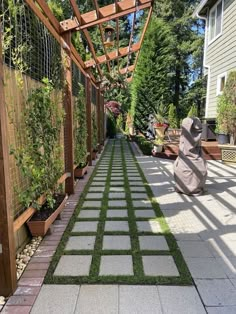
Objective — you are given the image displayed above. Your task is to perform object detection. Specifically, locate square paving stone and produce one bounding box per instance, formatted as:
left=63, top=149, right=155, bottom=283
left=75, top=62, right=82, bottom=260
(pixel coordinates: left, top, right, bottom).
left=178, top=241, right=213, bottom=258
left=72, top=221, right=98, bottom=233
left=107, top=210, right=128, bottom=218
left=78, top=210, right=100, bottom=219
left=91, top=182, right=106, bottom=186
left=109, top=187, right=125, bottom=192
left=139, top=236, right=169, bottom=251
left=108, top=200, right=127, bottom=207
left=88, top=187, right=105, bottom=192
left=109, top=192, right=126, bottom=199
left=31, top=285, right=80, bottom=314
left=105, top=221, right=129, bottom=232
left=75, top=285, right=118, bottom=314
left=131, top=193, right=149, bottom=199
left=99, top=255, right=133, bottom=275
left=93, top=177, right=107, bottom=181
left=142, top=256, right=179, bottom=276
left=129, top=182, right=144, bottom=186
left=65, top=236, right=96, bottom=250
left=128, top=177, right=142, bottom=181
left=110, top=177, right=124, bottom=181
left=136, top=221, right=162, bottom=233
left=130, top=186, right=146, bottom=192
left=119, top=286, right=162, bottom=314
left=135, top=210, right=156, bottom=218
left=83, top=200, right=102, bottom=208
left=85, top=193, right=104, bottom=200
left=103, top=236, right=131, bottom=250
left=133, top=200, right=152, bottom=208
left=54, top=255, right=92, bottom=276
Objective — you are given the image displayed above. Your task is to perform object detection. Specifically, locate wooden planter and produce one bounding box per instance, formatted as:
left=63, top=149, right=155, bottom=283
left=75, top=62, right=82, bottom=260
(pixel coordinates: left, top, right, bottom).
left=27, top=195, right=67, bottom=236
left=74, top=163, right=88, bottom=178
left=218, top=144, right=236, bottom=164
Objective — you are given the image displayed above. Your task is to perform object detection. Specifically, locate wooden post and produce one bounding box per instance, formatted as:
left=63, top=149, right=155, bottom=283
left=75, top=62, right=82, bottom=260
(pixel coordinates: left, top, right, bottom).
left=86, top=75, right=92, bottom=166
left=0, top=28, right=17, bottom=296
left=62, top=32, right=74, bottom=194
left=101, top=93, right=105, bottom=144
left=96, top=87, right=101, bottom=146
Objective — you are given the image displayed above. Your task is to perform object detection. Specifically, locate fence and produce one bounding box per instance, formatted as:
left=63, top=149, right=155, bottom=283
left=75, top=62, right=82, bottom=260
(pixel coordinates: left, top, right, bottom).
left=0, top=0, right=105, bottom=296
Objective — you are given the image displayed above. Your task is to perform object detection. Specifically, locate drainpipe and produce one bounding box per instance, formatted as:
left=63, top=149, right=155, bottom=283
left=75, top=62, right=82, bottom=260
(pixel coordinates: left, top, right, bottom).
left=196, top=9, right=210, bottom=119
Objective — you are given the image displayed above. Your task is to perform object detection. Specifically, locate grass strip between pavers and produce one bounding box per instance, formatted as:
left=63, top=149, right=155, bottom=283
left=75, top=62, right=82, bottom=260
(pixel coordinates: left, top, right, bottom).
left=44, top=139, right=192, bottom=285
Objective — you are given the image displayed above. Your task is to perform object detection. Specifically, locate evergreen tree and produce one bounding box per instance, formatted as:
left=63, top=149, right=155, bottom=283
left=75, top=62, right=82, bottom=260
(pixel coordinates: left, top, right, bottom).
left=187, top=104, right=198, bottom=117
left=168, top=104, right=178, bottom=128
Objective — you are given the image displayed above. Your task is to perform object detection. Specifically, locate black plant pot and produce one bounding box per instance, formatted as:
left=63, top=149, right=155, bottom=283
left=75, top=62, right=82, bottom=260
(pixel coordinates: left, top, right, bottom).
left=217, top=133, right=230, bottom=144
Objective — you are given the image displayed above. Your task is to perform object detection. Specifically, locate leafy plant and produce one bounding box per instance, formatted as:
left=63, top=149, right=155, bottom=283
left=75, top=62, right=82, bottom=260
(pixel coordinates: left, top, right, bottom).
left=11, top=78, right=64, bottom=210
left=187, top=105, right=198, bottom=118
left=92, top=111, right=98, bottom=151
left=168, top=104, right=178, bottom=128
left=116, top=114, right=123, bottom=132
left=153, top=138, right=164, bottom=145
left=107, top=112, right=116, bottom=138
left=74, top=83, right=88, bottom=168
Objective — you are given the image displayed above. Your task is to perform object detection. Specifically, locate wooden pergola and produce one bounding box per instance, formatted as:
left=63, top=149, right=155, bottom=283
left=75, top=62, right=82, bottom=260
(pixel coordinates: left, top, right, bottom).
left=0, top=0, right=154, bottom=297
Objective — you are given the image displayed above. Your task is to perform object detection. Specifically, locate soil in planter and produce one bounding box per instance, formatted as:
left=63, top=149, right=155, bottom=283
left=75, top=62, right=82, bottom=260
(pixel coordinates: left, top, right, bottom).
left=30, top=194, right=66, bottom=221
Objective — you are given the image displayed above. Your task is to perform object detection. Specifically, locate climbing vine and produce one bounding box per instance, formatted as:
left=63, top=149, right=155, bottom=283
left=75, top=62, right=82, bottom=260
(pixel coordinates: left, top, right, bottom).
left=11, top=78, right=65, bottom=209
left=74, top=83, right=88, bottom=167
left=92, top=110, right=98, bottom=151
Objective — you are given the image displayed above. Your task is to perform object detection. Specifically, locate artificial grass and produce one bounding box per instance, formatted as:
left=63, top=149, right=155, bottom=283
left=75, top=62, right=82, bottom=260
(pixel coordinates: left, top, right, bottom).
left=44, top=139, right=192, bottom=285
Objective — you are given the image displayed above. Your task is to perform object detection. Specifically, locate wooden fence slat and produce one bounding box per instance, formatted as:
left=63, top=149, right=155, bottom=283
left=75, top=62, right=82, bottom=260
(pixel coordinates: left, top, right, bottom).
left=86, top=76, right=92, bottom=166
left=97, top=87, right=101, bottom=146
left=0, top=28, right=17, bottom=297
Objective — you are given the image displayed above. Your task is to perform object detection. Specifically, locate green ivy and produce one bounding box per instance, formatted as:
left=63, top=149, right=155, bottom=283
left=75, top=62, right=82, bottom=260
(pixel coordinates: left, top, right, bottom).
left=74, top=83, right=88, bottom=167
left=11, top=78, right=65, bottom=210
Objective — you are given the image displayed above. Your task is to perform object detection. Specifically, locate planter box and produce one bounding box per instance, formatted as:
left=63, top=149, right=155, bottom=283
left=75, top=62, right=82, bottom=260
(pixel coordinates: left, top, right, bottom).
left=27, top=195, right=67, bottom=236
left=92, top=151, right=98, bottom=160
left=153, top=145, right=163, bottom=153
left=74, top=163, right=88, bottom=178
left=218, top=144, right=236, bottom=164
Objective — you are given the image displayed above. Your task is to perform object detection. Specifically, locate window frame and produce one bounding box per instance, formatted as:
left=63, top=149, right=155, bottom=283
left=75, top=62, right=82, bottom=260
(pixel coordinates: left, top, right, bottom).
left=216, top=72, right=227, bottom=96
left=208, top=0, right=224, bottom=45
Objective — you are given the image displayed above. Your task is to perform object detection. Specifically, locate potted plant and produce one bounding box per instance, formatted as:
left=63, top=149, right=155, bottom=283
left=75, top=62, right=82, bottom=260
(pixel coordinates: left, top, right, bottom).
left=92, top=111, right=98, bottom=160
left=11, top=79, right=67, bottom=236
left=74, top=83, right=88, bottom=178
left=153, top=138, right=164, bottom=153
left=216, top=95, right=230, bottom=144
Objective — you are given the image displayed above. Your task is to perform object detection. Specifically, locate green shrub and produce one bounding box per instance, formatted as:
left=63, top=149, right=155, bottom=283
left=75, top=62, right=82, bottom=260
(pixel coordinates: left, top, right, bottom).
left=135, top=136, right=152, bottom=155
left=107, top=112, right=116, bottom=138
left=168, top=104, right=178, bottom=128
left=187, top=105, right=198, bottom=118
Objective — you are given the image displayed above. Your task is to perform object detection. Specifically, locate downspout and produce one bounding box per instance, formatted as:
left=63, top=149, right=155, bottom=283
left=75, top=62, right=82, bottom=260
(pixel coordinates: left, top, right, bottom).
left=196, top=9, right=210, bottom=119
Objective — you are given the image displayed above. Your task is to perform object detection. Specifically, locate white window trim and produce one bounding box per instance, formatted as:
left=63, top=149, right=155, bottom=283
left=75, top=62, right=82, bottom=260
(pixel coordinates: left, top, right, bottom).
left=216, top=72, right=227, bottom=95
left=208, top=0, right=224, bottom=46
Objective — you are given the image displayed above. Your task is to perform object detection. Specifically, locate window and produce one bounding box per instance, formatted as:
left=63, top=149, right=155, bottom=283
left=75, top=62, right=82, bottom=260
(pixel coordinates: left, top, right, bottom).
left=217, top=72, right=227, bottom=95
left=208, top=0, right=223, bottom=43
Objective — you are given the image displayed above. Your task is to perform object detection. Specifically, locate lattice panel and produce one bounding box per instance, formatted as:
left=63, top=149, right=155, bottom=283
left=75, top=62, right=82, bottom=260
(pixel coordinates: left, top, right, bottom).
left=222, top=149, right=236, bottom=163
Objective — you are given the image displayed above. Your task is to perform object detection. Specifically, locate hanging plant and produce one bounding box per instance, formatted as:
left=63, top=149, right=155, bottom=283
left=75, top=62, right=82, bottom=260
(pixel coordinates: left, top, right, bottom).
left=11, top=78, right=65, bottom=210
left=92, top=110, right=98, bottom=152
left=74, top=83, right=88, bottom=168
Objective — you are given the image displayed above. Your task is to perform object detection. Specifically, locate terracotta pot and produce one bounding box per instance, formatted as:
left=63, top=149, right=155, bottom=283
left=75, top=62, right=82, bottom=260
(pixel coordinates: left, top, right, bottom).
left=74, top=163, right=88, bottom=178
left=27, top=195, right=67, bottom=236
left=154, top=126, right=165, bottom=138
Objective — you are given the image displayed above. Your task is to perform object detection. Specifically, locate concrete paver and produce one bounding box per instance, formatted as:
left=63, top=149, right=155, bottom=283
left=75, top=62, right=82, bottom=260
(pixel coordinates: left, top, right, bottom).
left=65, top=236, right=96, bottom=251
left=142, top=256, right=179, bottom=276
left=139, top=236, right=169, bottom=251
left=102, top=236, right=131, bottom=250
left=99, top=256, right=133, bottom=275
left=54, top=255, right=92, bottom=276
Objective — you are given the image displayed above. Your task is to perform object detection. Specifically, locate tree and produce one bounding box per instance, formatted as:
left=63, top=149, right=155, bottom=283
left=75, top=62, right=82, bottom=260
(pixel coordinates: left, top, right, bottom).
left=168, top=104, right=178, bottom=128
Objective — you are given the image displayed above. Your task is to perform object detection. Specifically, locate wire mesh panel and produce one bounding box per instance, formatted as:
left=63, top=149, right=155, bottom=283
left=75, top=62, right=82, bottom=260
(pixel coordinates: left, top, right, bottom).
left=1, top=0, right=65, bottom=219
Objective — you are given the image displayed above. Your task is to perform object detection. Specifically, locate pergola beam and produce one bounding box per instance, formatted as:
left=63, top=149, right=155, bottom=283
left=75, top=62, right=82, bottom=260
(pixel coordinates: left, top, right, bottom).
left=85, top=42, right=140, bottom=68
left=119, top=65, right=135, bottom=75
left=62, top=0, right=152, bottom=31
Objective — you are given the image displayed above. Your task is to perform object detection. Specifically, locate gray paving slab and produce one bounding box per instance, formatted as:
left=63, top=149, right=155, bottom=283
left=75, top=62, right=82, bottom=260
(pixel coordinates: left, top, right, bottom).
left=107, top=210, right=128, bottom=218
left=139, top=236, right=169, bottom=251
left=78, top=210, right=100, bottom=218
left=158, top=286, right=206, bottom=314
left=110, top=181, right=125, bottom=186
left=119, top=286, right=162, bottom=314
left=108, top=200, right=127, bottom=207
left=88, top=187, right=105, bottom=192
left=74, top=285, right=118, bottom=314
left=109, top=192, right=126, bottom=199
left=129, top=182, right=144, bottom=186
left=83, top=200, right=102, bottom=208
left=110, top=177, right=124, bottom=181
left=185, top=257, right=227, bottom=279
left=54, top=255, right=92, bottom=276
left=136, top=220, right=162, bottom=233
left=177, top=241, right=213, bottom=258
left=131, top=193, right=149, bottom=199
left=103, top=236, right=131, bottom=250
left=99, top=255, right=133, bottom=275
left=31, top=285, right=80, bottom=314
left=65, top=236, right=96, bottom=251
left=109, top=187, right=125, bottom=192
left=142, top=256, right=179, bottom=276
left=195, top=279, right=236, bottom=306
left=133, top=200, right=152, bottom=207
left=85, top=193, right=104, bottom=199
left=129, top=186, right=146, bottom=192
left=206, top=306, right=236, bottom=314
left=72, top=221, right=98, bottom=232
left=104, top=221, right=129, bottom=232
left=127, top=176, right=142, bottom=181
left=135, top=210, right=156, bottom=218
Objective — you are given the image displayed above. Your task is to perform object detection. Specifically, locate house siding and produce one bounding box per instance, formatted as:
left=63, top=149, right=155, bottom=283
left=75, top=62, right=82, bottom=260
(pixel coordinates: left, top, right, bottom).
left=205, top=0, right=236, bottom=118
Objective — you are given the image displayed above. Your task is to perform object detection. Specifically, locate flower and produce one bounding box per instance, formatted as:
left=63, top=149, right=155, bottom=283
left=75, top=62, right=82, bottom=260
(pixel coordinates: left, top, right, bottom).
left=153, top=122, right=168, bottom=128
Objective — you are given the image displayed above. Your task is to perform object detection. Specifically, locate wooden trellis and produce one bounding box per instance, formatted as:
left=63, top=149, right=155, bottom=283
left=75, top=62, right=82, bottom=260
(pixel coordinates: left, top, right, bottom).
left=0, top=0, right=154, bottom=296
